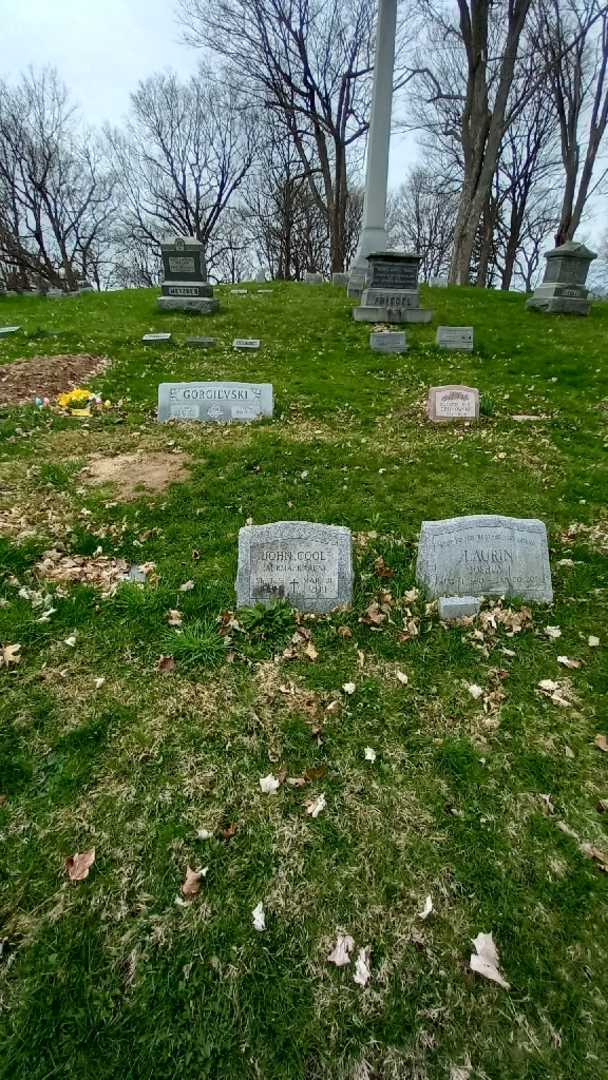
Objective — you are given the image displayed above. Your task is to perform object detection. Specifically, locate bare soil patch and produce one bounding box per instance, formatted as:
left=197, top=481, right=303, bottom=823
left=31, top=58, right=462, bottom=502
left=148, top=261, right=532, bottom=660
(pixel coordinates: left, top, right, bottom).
left=81, top=451, right=191, bottom=501
left=0, top=353, right=110, bottom=406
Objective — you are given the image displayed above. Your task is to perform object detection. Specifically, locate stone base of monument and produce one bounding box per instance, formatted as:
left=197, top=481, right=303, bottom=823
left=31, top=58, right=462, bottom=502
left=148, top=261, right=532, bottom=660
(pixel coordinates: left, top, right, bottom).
left=438, top=596, right=481, bottom=621
left=526, top=285, right=591, bottom=316
left=353, top=304, right=432, bottom=324
left=158, top=297, right=219, bottom=314
left=352, top=251, right=432, bottom=323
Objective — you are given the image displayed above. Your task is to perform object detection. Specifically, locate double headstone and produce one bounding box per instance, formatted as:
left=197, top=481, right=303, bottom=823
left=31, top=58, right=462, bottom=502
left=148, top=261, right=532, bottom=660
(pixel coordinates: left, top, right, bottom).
left=353, top=252, right=432, bottom=324
left=157, top=236, right=219, bottom=315
left=416, top=514, right=553, bottom=602
left=158, top=381, right=273, bottom=423
left=236, top=521, right=353, bottom=613
left=526, top=241, right=597, bottom=315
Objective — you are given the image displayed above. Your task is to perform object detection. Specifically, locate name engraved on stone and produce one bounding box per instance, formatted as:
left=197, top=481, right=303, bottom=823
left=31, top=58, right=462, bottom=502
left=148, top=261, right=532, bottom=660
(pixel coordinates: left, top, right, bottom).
left=233, top=338, right=261, bottom=349
left=436, top=326, right=474, bottom=351
left=416, top=515, right=553, bottom=602
left=158, top=381, right=273, bottom=423
left=370, top=331, right=407, bottom=353
left=168, top=257, right=196, bottom=273
left=427, top=385, right=479, bottom=422
left=236, top=522, right=353, bottom=613
left=370, top=264, right=418, bottom=289
left=167, top=286, right=201, bottom=297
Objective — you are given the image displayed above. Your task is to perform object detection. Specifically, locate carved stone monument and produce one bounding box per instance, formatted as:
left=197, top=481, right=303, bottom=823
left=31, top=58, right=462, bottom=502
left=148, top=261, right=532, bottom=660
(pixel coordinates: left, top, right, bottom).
left=416, top=514, right=553, bottom=602
left=526, top=240, right=597, bottom=315
left=236, top=521, right=353, bottom=613
left=158, top=236, right=219, bottom=315
left=427, top=385, right=479, bottom=422
left=353, top=252, right=432, bottom=323
left=158, top=381, right=273, bottom=423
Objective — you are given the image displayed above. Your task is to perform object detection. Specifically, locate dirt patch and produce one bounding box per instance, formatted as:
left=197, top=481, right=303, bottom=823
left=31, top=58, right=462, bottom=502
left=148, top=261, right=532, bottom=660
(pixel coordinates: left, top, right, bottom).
left=81, top=451, right=191, bottom=500
left=0, top=354, right=110, bottom=406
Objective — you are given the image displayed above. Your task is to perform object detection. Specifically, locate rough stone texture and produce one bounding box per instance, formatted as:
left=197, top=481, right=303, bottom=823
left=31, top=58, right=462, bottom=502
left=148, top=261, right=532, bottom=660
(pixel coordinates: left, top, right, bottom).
left=527, top=240, right=597, bottom=315
left=233, top=338, right=261, bottom=350
left=157, top=297, right=218, bottom=314
left=347, top=266, right=367, bottom=300
left=142, top=333, right=171, bottom=344
left=354, top=251, right=432, bottom=324
left=416, top=514, right=553, bottom=602
left=331, top=272, right=349, bottom=287
left=370, top=331, right=407, bottom=353
left=438, top=596, right=481, bottom=621
left=0, top=326, right=21, bottom=336
left=158, top=381, right=273, bottom=423
left=158, top=235, right=218, bottom=315
left=185, top=337, right=216, bottom=347
left=385, top=307, right=432, bottom=324
left=236, top=521, right=353, bottom=613
left=304, top=272, right=323, bottom=283
left=353, top=305, right=387, bottom=322
left=427, top=385, right=479, bottom=422
left=436, top=326, right=474, bottom=351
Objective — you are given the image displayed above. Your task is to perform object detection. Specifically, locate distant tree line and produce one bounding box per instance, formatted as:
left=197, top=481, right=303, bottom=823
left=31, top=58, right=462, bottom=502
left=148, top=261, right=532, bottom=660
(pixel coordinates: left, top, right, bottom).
left=0, top=0, right=606, bottom=292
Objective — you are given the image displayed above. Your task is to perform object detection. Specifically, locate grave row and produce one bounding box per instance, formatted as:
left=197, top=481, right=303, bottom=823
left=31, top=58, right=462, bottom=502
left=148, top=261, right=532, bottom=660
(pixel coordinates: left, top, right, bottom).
left=142, top=334, right=260, bottom=349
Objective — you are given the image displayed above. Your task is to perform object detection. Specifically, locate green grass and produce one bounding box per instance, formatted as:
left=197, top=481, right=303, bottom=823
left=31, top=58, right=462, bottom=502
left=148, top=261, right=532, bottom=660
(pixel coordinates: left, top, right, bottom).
left=1, top=282, right=607, bottom=1079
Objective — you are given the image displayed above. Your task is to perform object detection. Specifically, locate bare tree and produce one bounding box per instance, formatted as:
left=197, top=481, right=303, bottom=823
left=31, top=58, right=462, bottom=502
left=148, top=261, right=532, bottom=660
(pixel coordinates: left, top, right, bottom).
left=388, top=167, right=458, bottom=280
left=177, top=0, right=379, bottom=272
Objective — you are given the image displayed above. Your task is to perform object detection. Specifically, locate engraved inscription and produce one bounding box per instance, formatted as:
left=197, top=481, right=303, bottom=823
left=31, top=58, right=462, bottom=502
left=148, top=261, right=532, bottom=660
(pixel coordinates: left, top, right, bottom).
left=169, top=256, right=196, bottom=273
left=167, top=286, right=200, bottom=297
left=435, top=390, right=476, bottom=418
left=250, top=540, right=339, bottom=602
left=369, top=263, right=418, bottom=290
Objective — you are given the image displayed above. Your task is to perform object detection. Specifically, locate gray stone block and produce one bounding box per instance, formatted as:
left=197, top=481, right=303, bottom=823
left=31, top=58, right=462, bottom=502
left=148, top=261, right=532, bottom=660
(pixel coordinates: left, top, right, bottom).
left=370, top=331, right=407, bottom=353
left=158, top=381, right=273, bottom=423
left=386, top=307, right=433, bottom=324
left=233, top=338, right=261, bottom=349
left=353, top=305, right=387, bottom=322
left=0, top=325, right=21, bottom=336
left=185, top=337, right=216, bottom=347
left=157, top=297, right=219, bottom=314
left=236, top=521, right=353, bottom=613
left=436, top=326, right=474, bottom=351
left=438, top=596, right=481, bottom=621
left=143, top=333, right=172, bottom=344
left=332, top=273, right=349, bottom=287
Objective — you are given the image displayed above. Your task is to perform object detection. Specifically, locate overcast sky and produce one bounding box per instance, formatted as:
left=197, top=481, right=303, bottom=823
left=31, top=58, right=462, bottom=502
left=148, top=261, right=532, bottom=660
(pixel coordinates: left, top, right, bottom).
left=0, top=0, right=417, bottom=185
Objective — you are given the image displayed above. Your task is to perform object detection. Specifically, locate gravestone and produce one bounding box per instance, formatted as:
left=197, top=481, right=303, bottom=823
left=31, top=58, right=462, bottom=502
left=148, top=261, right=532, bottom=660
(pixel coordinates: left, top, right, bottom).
left=369, top=331, right=407, bottom=353
left=526, top=241, right=597, bottom=315
left=255, top=270, right=267, bottom=283
left=233, top=338, right=261, bottom=350
left=436, top=326, right=474, bottom=351
left=427, top=385, right=479, bottom=422
left=236, top=521, right=353, bottom=613
left=347, top=266, right=367, bottom=300
left=256, top=289, right=273, bottom=294
left=158, top=236, right=219, bottom=314
left=185, top=336, right=216, bottom=347
left=332, top=272, right=349, bottom=287
left=438, top=596, right=481, bottom=621
left=143, top=332, right=171, bottom=344
left=416, top=514, right=553, bottom=602
left=353, top=252, right=432, bottom=324
left=158, top=381, right=273, bottom=423
left=430, top=276, right=448, bottom=288
left=0, top=325, right=21, bottom=336
left=304, top=272, right=323, bottom=283
left=230, top=289, right=248, bottom=295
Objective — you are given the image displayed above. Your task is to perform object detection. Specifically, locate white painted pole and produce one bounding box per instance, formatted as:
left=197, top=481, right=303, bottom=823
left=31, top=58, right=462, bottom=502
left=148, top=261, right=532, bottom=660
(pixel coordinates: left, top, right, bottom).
left=352, top=0, right=398, bottom=268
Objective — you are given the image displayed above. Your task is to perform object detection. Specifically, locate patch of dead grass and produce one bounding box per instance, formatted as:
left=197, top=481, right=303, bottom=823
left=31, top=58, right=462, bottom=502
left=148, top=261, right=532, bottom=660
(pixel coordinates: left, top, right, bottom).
left=81, top=450, right=191, bottom=500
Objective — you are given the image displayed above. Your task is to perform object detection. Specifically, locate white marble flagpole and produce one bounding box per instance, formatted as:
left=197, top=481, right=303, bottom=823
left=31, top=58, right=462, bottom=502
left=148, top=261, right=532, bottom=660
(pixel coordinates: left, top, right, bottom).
left=352, top=0, right=398, bottom=271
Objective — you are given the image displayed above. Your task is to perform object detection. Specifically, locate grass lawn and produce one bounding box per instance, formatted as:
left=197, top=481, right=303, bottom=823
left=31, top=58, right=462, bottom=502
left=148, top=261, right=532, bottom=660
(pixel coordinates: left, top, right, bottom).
left=0, top=282, right=607, bottom=1080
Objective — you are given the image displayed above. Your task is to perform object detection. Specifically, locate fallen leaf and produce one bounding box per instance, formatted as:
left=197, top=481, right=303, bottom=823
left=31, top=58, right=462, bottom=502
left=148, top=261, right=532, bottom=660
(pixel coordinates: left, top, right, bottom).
left=594, top=735, right=608, bottom=753
left=545, top=625, right=562, bottom=640
left=364, top=747, right=377, bottom=762
left=196, top=828, right=213, bottom=840
left=220, top=823, right=238, bottom=840
left=305, top=792, right=326, bottom=818
left=417, top=895, right=433, bottom=920
left=179, top=580, right=195, bottom=592
left=588, top=635, right=600, bottom=647
left=337, top=625, right=352, bottom=639
left=181, top=865, right=207, bottom=899
left=252, top=901, right=266, bottom=931
left=327, top=933, right=354, bottom=966
left=353, top=945, right=372, bottom=986
left=449, top=1060, right=473, bottom=1080
left=287, top=776, right=307, bottom=787
left=581, top=844, right=608, bottom=872
left=469, top=931, right=510, bottom=990
left=304, top=765, right=327, bottom=782
left=468, top=684, right=484, bottom=700
left=167, top=609, right=183, bottom=626
left=374, top=556, right=394, bottom=579
left=259, top=773, right=280, bottom=794
left=538, top=678, right=559, bottom=692
left=64, top=635, right=77, bottom=648
left=65, top=848, right=96, bottom=882
left=94, top=677, right=105, bottom=689
left=1, top=643, right=21, bottom=667
left=396, top=670, right=409, bottom=686
left=304, top=641, right=318, bottom=662
left=342, top=681, right=356, bottom=695
left=557, top=656, right=582, bottom=669
left=596, top=799, right=608, bottom=814
left=156, top=654, right=175, bottom=673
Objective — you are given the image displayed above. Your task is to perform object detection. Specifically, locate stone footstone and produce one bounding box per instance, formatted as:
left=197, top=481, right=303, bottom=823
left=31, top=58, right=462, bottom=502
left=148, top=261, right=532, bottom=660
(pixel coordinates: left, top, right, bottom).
left=157, top=297, right=218, bottom=314
left=436, top=326, right=474, bottom=351
left=526, top=241, right=597, bottom=316
left=233, top=338, right=261, bottom=350
left=143, top=333, right=172, bottom=344
left=416, top=514, right=553, bottom=602
left=185, top=337, right=216, bottom=347
left=370, top=331, right=407, bottom=353
left=236, top=521, right=353, bottom=613
left=158, top=381, right=273, bottom=423
left=332, top=272, right=349, bottom=287
left=0, top=326, right=21, bottom=336
left=438, top=596, right=481, bottom=621
left=427, top=385, right=479, bottom=422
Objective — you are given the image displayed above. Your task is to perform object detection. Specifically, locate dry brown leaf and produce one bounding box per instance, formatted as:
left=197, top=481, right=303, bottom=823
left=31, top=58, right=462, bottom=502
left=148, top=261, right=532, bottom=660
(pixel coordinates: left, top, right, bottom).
left=337, top=625, right=353, bottom=639
left=581, top=844, right=608, bottom=872
left=1, top=643, right=21, bottom=668
left=181, top=865, right=207, bottom=899
left=557, top=656, right=582, bottom=669
left=156, top=654, right=176, bottom=673
left=167, top=609, right=183, bottom=627
left=304, top=641, right=318, bottom=662
left=374, top=555, right=394, bottom=579
left=305, top=792, right=326, bottom=817
left=396, top=670, right=409, bottom=686
left=65, top=848, right=96, bottom=881
left=594, top=734, right=608, bottom=753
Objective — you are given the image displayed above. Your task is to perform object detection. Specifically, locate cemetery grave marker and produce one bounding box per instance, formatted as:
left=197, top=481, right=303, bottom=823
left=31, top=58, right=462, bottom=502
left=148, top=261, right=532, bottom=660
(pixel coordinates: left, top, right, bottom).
left=185, top=337, right=216, bottom=347
left=527, top=240, right=597, bottom=315
left=0, top=326, right=21, bottom=336
left=236, top=521, right=353, bottom=613
left=369, top=331, right=407, bottom=353
left=353, top=251, right=432, bottom=324
left=436, top=326, right=474, bottom=351
left=158, top=381, right=273, bottom=423
left=416, top=514, right=553, bottom=602
left=233, top=338, right=261, bottom=350
left=438, top=596, right=481, bottom=621
left=157, top=236, right=219, bottom=314
left=427, top=385, right=479, bottom=422
left=143, top=333, right=172, bottom=344
left=332, top=272, right=349, bottom=287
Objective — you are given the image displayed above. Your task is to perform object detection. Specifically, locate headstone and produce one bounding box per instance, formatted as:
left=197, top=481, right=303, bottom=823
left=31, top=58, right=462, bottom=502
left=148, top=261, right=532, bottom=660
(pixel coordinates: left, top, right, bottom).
left=332, top=272, right=349, bottom=287
left=526, top=241, right=597, bottom=315
left=430, top=276, right=448, bottom=288
left=143, top=332, right=172, bottom=344
left=230, top=289, right=248, bottom=295
left=158, top=381, right=273, bottom=423
left=236, top=521, right=353, bottom=613
left=427, top=385, right=479, bottom=422
left=255, top=270, right=267, bottom=283
left=304, top=272, right=323, bottom=283
left=347, top=266, right=367, bottom=300
left=256, top=289, right=273, bottom=294
left=369, top=331, right=407, bottom=353
left=158, top=236, right=219, bottom=314
left=353, top=252, right=432, bottom=324
left=438, top=596, right=481, bottom=621
left=416, top=514, right=553, bottom=602
left=0, top=325, right=21, bottom=336
left=233, top=338, right=261, bottom=350
left=185, top=336, right=216, bottom=347
left=436, top=326, right=474, bottom=351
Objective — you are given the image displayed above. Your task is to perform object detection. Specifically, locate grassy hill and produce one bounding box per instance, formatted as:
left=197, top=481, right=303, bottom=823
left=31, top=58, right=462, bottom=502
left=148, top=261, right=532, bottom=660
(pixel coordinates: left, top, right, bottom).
left=0, top=283, right=607, bottom=1079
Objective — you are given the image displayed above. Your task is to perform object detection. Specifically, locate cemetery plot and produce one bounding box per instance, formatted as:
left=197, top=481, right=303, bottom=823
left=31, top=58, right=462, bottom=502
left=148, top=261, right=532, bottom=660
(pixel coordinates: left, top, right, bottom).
left=0, top=352, right=109, bottom=406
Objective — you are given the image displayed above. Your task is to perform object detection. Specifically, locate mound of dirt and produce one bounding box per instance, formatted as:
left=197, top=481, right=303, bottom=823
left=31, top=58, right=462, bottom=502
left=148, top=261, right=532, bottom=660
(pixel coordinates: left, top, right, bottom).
left=81, top=451, right=190, bottom=501
left=0, top=353, right=110, bottom=406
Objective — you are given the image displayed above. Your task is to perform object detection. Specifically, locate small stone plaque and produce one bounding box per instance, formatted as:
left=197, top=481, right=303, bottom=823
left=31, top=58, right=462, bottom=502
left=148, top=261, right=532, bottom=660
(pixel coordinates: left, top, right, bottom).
left=143, top=333, right=172, bottom=344
left=0, top=325, right=21, bottom=336
left=370, top=331, right=407, bottom=353
left=158, top=381, right=273, bottom=423
left=185, top=337, right=216, bottom=347
left=236, top=521, right=353, bottom=613
left=428, top=385, right=479, bottom=422
left=436, top=326, right=474, bottom=351
left=233, top=338, right=260, bottom=350
left=230, top=289, right=248, bottom=295
left=416, top=514, right=553, bottom=602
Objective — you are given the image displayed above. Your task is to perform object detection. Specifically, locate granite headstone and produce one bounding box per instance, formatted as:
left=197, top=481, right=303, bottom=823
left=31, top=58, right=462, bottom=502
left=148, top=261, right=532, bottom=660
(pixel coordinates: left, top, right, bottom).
left=158, top=381, right=273, bottom=423
left=427, top=385, right=479, bottom=422
left=353, top=252, right=432, bottom=324
left=526, top=241, right=597, bottom=315
left=369, top=331, right=407, bottom=353
left=436, top=326, right=474, bottom=351
left=158, top=236, right=219, bottom=314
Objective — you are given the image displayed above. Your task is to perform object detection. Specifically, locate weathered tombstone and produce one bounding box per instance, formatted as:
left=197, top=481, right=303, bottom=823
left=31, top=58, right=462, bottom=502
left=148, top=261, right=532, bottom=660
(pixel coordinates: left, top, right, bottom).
left=436, top=326, right=474, bottom=351
left=304, top=272, right=323, bottom=283
left=347, top=266, right=367, bottom=300
left=332, top=272, right=349, bottom=287
left=353, top=251, right=432, bottom=324
left=416, top=514, right=553, bottom=602
left=255, top=270, right=267, bottom=283
left=158, top=236, right=219, bottom=314
left=369, top=330, right=407, bottom=353
left=427, top=385, right=479, bottom=422
left=236, top=521, right=353, bottom=613
left=158, top=381, right=273, bottom=423
left=233, top=338, right=261, bottom=350
left=430, top=276, right=448, bottom=288
left=0, top=325, right=21, bottom=336
left=185, top=336, right=216, bottom=348
left=143, top=332, right=172, bottom=344
left=526, top=241, right=597, bottom=315
left=438, top=596, right=481, bottom=621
